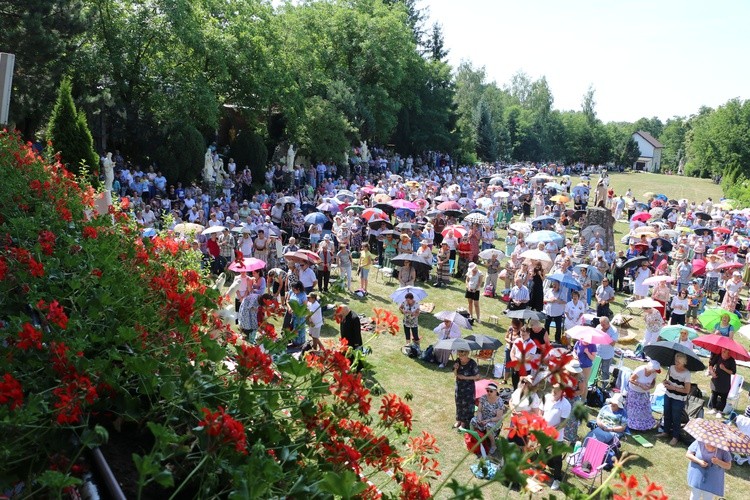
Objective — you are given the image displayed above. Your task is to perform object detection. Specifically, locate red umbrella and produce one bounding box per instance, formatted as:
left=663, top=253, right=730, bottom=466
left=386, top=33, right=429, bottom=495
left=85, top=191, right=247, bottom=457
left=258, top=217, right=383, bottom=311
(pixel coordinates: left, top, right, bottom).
left=297, top=249, right=322, bottom=263
left=633, top=243, right=650, bottom=252
left=714, top=227, right=731, bottom=234
left=362, top=208, right=387, bottom=221
left=437, top=201, right=461, bottom=211
left=716, top=261, right=743, bottom=271
left=632, top=213, right=652, bottom=222
left=414, top=198, right=429, bottom=210
left=474, top=379, right=500, bottom=399
left=360, top=186, right=377, bottom=195
left=714, top=245, right=738, bottom=254
left=692, top=334, right=750, bottom=362
left=442, top=225, right=468, bottom=238
left=692, top=259, right=707, bottom=276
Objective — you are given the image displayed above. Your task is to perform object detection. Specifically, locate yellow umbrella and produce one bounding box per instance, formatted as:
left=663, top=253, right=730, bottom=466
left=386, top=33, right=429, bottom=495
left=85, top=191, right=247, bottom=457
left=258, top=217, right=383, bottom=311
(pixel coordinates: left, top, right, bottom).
left=173, top=223, right=204, bottom=234
left=373, top=193, right=391, bottom=203
left=550, top=194, right=570, bottom=203
left=405, top=180, right=420, bottom=188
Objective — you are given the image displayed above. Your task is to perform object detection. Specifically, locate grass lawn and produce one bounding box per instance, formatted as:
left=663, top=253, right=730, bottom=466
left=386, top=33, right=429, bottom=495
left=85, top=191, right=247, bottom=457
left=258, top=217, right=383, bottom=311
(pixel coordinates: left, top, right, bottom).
left=313, top=173, right=749, bottom=498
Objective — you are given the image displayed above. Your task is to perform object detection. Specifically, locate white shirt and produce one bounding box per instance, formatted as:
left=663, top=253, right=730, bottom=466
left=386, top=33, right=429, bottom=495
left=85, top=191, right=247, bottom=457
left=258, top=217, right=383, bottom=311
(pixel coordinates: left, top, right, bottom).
left=543, top=394, right=571, bottom=442
left=307, top=300, right=323, bottom=328
left=298, top=267, right=317, bottom=288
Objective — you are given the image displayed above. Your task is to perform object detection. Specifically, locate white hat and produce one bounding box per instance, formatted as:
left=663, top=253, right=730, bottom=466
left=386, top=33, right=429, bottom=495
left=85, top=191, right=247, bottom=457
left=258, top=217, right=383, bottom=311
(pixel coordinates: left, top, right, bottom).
left=648, top=359, right=662, bottom=373
left=606, top=393, right=624, bottom=408
left=323, top=234, right=332, bottom=241
left=565, top=360, right=583, bottom=374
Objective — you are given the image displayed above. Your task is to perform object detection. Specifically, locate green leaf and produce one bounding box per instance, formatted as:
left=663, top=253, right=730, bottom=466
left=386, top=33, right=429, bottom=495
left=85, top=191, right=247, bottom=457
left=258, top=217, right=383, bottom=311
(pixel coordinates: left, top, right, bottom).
left=317, top=471, right=367, bottom=499
left=36, top=470, right=81, bottom=491
left=275, top=355, right=312, bottom=377
left=80, top=424, right=109, bottom=449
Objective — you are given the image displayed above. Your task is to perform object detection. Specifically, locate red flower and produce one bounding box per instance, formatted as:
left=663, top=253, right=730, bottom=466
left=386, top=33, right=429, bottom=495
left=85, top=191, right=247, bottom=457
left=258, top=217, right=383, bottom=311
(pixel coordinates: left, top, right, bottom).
left=28, top=258, right=45, bottom=278
left=82, top=225, right=98, bottom=239
left=522, top=467, right=550, bottom=484
left=198, top=407, right=247, bottom=454
left=399, top=471, right=431, bottom=500
left=507, top=411, right=558, bottom=442
left=378, top=394, right=413, bottom=430
left=18, top=322, right=43, bottom=350
left=236, top=344, right=275, bottom=383
left=38, top=230, right=56, bottom=255
left=0, top=373, right=23, bottom=410
left=330, top=371, right=371, bottom=415
left=163, top=290, right=195, bottom=324
left=0, top=256, right=7, bottom=280
left=613, top=474, right=668, bottom=500
left=52, top=374, right=98, bottom=425
left=407, top=431, right=440, bottom=455
left=373, top=308, right=400, bottom=335
left=91, top=268, right=102, bottom=278
left=506, top=339, right=540, bottom=376
left=37, top=299, right=69, bottom=329
left=322, top=440, right=363, bottom=474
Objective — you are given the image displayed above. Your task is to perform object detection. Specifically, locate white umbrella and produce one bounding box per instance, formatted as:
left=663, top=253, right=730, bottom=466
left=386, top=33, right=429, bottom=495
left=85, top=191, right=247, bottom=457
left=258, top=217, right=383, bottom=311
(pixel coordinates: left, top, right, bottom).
left=478, top=249, right=506, bottom=260
left=241, top=225, right=254, bottom=234
left=659, top=229, right=680, bottom=239
left=493, top=191, right=510, bottom=199
left=202, top=226, right=226, bottom=235
left=173, top=223, right=204, bottom=234
left=509, top=222, right=532, bottom=233
left=464, top=213, right=490, bottom=225
left=643, top=276, right=674, bottom=286
left=390, top=286, right=428, bottom=304
left=627, top=298, right=663, bottom=309
left=519, top=249, right=553, bottom=263
left=434, top=311, right=473, bottom=330
left=476, top=197, right=493, bottom=209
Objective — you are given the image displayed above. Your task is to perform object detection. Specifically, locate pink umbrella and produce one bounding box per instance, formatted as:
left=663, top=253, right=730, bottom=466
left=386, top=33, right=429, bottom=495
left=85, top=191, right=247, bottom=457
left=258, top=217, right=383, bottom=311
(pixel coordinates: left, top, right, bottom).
left=566, top=325, right=614, bottom=345
left=414, top=199, right=429, bottom=210
left=643, top=275, right=675, bottom=286
left=474, top=379, right=500, bottom=399
left=360, top=186, right=377, bottom=194
left=692, top=259, right=707, bottom=276
left=297, top=249, right=322, bottom=263
left=716, top=261, right=743, bottom=271
left=389, top=199, right=419, bottom=210
left=511, top=176, right=524, bottom=185
left=632, top=213, right=652, bottom=222
left=362, top=208, right=387, bottom=221
left=227, top=257, right=266, bottom=273
left=437, top=201, right=461, bottom=211
left=692, top=334, right=750, bottom=362
left=442, top=225, right=468, bottom=238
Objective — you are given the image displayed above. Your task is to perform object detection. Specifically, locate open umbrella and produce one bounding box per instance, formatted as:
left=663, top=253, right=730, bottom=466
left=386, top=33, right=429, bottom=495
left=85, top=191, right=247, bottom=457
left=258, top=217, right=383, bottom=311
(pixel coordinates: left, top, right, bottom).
left=623, top=256, right=649, bottom=269
left=504, top=309, right=545, bottom=321
left=738, top=324, right=750, bottom=340
left=390, top=286, right=428, bottom=304
left=475, top=378, right=501, bottom=399
left=434, top=310, right=473, bottom=330
left=627, top=298, right=663, bottom=309
left=434, top=338, right=480, bottom=352
left=650, top=238, right=673, bottom=253
left=284, top=251, right=318, bottom=264
left=443, top=209, right=465, bottom=219
left=442, top=225, right=468, bottom=238
left=684, top=419, right=750, bottom=454
left=581, top=225, right=605, bottom=243
left=632, top=213, right=652, bottom=222
left=658, top=229, right=680, bottom=239
left=297, top=249, right=321, bottom=263
left=692, top=259, right=707, bottom=277
left=643, top=276, right=675, bottom=286
left=391, top=253, right=432, bottom=273
left=277, top=196, right=299, bottom=205
left=509, top=222, right=532, bottom=234
left=389, top=199, right=419, bottom=210
left=304, top=212, right=328, bottom=225
left=658, top=325, right=699, bottom=342
left=574, top=264, right=603, bottom=282
left=714, top=227, right=731, bottom=235
left=227, top=257, right=266, bottom=273
left=478, top=248, right=506, bottom=260
left=317, top=201, right=338, bottom=213
left=694, top=211, right=711, bottom=221
left=698, top=308, right=742, bottom=331
left=531, top=215, right=556, bottom=227
left=693, top=227, right=713, bottom=237
left=566, top=325, right=614, bottom=345
left=374, top=202, right=396, bottom=215
left=437, top=201, right=461, bottom=211
left=464, top=213, right=490, bottom=225
left=380, top=229, right=401, bottom=237
left=373, top=193, right=392, bottom=203
left=546, top=273, right=582, bottom=291
left=692, top=334, right=750, bottom=361
left=173, top=223, right=204, bottom=234
left=716, top=261, right=743, bottom=271
left=368, top=220, right=393, bottom=230
left=520, top=249, right=553, bottom=263
left=465, top=334, right=502, bottom=350
left=363, top=207, right=387, bottom=221
left=547, top=186, right=567, bottom=195
left=201, top=226, right=226, bottom=235
left=714, top=245, right=739, bottom=254
left=643, top=341, right=705, bottom=371
left=396, top=222, right=418, bottom=231
left=526, top=230, right=564, bottom=247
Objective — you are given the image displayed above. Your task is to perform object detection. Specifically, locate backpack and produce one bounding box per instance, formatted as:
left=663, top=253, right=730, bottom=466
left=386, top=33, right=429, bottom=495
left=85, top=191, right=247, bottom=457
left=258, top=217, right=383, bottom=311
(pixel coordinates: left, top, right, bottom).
left=420, top=345, right=436, bottom=363
left=402, top=344, right=421, bottom=359
left=484, top=284, right=495, bottom=297
left=586, top=385, right=607, bottom=408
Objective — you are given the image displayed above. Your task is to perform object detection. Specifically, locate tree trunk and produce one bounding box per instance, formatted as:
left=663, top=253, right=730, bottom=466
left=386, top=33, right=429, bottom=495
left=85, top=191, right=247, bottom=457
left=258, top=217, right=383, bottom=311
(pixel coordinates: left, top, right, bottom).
left=583, top=207, right=616, bottom=250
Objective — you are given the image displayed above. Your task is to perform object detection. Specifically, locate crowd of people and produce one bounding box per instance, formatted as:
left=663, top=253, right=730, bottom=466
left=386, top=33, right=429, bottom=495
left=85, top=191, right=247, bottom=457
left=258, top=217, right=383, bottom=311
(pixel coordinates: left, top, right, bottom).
left=105, top=145, right=750, bottom=496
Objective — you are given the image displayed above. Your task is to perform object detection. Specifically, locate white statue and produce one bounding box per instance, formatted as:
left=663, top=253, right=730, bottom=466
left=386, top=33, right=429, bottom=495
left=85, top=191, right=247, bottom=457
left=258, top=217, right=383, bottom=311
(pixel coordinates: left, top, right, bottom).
left=203, top=148, right=214, bottom=184
left=286, top=144, right=296, bottom=172
left=103, top=152, right=114, bottom=192
left=213, top=156, right=224, bottom=185
left=360, top=141, right=370, bottom=164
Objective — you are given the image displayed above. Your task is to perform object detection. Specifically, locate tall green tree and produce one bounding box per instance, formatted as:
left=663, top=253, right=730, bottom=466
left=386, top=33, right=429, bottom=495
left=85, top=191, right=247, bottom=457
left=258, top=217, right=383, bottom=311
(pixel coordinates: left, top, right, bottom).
left=660, top=117, right=688, bottom=170
left=582, top=85, right=597, bottom=125
left=475, top=99, right=497, bottom=162
left=47, top=77, right=99, bottom=175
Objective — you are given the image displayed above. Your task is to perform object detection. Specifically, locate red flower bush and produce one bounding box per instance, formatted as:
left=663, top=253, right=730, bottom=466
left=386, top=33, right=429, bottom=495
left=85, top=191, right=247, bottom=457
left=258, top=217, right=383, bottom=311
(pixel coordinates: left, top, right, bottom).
left=0, top=373, right=23, bottom=410
left=379, top=393, right=413, bottom=431
left=198, top=407, right=248, bottom=455
left=235, top=344, right=275, bottom=383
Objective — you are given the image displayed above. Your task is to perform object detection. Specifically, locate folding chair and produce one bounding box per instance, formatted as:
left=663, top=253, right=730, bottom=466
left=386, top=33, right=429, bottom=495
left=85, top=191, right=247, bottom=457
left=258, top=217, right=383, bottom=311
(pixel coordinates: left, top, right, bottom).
left=474, top=349, right=497, bottom=376
left=376, top=266, right=394, bottom=284
left=726, top=374, right=745, bottom=412
left=587, top=357, right=602, bottom=387
left=564, top=437, right=612, bottom=492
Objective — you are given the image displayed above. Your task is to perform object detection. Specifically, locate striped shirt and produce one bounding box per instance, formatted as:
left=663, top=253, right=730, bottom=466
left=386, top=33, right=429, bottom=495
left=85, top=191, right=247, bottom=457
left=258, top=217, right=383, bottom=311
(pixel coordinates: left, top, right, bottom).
left=510, top=285, right=530, bottom=302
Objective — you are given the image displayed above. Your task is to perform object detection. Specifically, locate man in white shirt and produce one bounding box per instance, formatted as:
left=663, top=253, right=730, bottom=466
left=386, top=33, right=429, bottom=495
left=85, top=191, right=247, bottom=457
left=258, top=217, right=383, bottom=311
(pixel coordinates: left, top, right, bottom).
left=543, top=384, right=571, bottom=490
left=298, top=262, right=317, bottom=293
left=306, top=292, right=324, bottom=350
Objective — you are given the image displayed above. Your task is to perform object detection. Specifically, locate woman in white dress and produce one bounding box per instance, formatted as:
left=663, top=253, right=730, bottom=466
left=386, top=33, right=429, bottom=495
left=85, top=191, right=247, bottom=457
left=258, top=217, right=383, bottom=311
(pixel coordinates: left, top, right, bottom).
left=643, top=307, right=665, bottom=346
left=633, top=260, right=652, bottom=299
left=564, top=290, right=587, bottom=330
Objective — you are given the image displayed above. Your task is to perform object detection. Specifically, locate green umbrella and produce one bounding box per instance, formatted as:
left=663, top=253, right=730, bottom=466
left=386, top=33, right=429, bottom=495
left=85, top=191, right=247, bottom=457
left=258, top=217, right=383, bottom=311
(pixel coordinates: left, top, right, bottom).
left=658, top=325, right=699, bottom=342
left=698, top=308, right=742, bottom=332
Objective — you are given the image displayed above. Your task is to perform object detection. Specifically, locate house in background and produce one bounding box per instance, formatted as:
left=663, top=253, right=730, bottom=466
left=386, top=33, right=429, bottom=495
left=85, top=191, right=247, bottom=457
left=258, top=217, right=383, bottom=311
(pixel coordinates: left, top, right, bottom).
left=631, top=130, right=663, bottom=172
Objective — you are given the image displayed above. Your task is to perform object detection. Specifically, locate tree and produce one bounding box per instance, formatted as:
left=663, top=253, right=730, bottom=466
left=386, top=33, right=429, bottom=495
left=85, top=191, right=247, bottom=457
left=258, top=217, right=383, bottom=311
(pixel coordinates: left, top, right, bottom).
left=475, top=100, right=497, bottom=162
left=618, top=137, right=641, bottom=169
left=507, top=71, right=532, bottom=106
left=424, top=22, right=448, bottom=61
left=632, top=116, right=664, bottom=138
left=660, top=117, right=688, bottom=171
left=299, top=96, right=353, bottom=165
left=47, top=77, right=99, bottom=175
left=582, top=85, right=597, bottom=125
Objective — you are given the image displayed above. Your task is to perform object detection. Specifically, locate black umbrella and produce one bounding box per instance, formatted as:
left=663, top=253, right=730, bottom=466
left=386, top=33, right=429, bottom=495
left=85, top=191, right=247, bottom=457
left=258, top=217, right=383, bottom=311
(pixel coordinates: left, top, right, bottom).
left=443, top=209, right=465, bottom=219
left=368, top=220, right=393, bottom=230
left=623, top=255, right=649, bottom=269
left=374, top=203, right=395, bottom=215
left=434, top=338, right=481, bottom=351
left=380, top=229, right=401, bottom=237
left=694, top=227, right=713, bottom=237
left=391, top=253, right=432, bottom=273
left=650, top=238, right=673, bottom=253
left=643, top=341, right=706, bottom=371
left=694, top=211, right=711, bottom=221
left=465, top=334, right=502, bottom=350
left=504, top=309, right=546, bottom=321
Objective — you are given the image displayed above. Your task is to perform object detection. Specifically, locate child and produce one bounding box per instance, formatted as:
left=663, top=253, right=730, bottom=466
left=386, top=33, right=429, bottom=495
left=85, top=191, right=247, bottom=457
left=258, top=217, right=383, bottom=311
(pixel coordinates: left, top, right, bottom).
left=686, top=280, right=703, bottom=327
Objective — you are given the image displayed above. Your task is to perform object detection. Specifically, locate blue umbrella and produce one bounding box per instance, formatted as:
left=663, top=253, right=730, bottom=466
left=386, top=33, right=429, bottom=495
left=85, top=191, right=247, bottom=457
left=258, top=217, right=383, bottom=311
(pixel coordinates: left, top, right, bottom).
left=526, top=230, right=564, bottom=247
left=532, top=215, right=556, bottom=226
left=635, top=202, right=649, bottom=210
left=317, top=201, right=338, bottom=213
left=395, top=208, right=415, bottom=219
left=574, top=264, right=603, bottom=282
left=304, top=212, right=328, bottom=225
left=654, top=194, right=668, bottom=202
left=547, top=273, right=583, bottom=291
left=142, top=228, right=157, bottom=238
left=469, top=209, right=487, bottom=215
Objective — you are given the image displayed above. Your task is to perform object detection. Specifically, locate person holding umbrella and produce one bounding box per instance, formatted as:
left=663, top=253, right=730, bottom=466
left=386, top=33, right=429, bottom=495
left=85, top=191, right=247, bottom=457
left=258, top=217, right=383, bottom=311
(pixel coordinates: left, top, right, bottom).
left=399, top=293, right=421, bottom=348
left=434, top=319, right=461, bottom=368
left=595, top=277, right=615, bottom=318
left=596, top=317, right=619, bottom=386
left=453, top=350, right=481, bottom=429
left=707, top=348, right=737, bottom=417
left=670, top=289, right=690, bottom=326
left=543, top=280, right=566, bottom=343
left=721, top=272, right=743, bottom=313
left=633, top=259, right=652, bottom=300
left=657, top=352, right=693, bottom=446
left=686, top=437, right=732, bottom=500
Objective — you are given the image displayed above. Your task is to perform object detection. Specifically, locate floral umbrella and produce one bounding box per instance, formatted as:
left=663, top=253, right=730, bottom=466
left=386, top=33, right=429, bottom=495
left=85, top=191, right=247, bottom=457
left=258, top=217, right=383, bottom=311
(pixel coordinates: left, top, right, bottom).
left=684, top=418, right=750, bottom=454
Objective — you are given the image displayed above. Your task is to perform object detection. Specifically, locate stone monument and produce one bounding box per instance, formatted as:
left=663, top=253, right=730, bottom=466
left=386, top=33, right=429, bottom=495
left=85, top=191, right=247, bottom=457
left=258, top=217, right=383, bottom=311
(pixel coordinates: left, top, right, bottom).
left=102, top=152, right=114, bottom=192
left=286, top=144, right=296, bottom=172
left=582, top=207, right=616, bottom=251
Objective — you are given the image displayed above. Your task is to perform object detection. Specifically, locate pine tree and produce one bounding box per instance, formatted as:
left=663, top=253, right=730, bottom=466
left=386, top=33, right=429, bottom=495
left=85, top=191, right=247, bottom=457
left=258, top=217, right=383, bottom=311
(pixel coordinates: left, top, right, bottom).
left=476, top=100, right=498, bottom=162
left=47, top=77, right=99, bottom=175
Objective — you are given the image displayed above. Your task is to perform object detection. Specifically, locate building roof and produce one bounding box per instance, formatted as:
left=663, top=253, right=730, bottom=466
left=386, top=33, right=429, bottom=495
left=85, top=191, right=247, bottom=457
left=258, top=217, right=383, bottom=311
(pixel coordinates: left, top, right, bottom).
left=633, top=130, right=663, bottom=149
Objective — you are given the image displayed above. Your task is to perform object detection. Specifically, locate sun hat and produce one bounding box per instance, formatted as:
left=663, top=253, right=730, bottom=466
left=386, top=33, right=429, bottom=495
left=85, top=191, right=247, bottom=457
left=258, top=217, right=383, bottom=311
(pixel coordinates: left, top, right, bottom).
left=565, top=360, right=583, bottom=374
left=421, top=239, right=431, bottom=245
left=323, top=234, right=332, bottom=240
left=606, top=393, right=624, bottom=408
left=400, top=233, right=410, bottom=239
left=486, top=382, right=498, bottom=392
left=648, top=359, right=662, bottom=373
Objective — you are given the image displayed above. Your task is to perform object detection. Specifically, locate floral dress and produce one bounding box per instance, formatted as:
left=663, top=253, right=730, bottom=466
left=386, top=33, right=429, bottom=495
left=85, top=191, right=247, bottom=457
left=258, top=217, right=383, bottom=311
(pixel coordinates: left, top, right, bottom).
left=455, top=358, right=479, bottom=425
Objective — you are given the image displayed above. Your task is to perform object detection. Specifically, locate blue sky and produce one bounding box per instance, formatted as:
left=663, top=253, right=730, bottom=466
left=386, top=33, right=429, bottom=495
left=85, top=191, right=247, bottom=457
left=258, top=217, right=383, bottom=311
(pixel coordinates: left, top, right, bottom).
left=423, top=0, right=750, bottom=123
